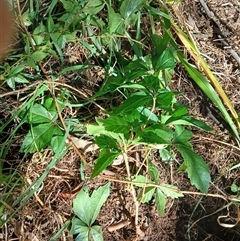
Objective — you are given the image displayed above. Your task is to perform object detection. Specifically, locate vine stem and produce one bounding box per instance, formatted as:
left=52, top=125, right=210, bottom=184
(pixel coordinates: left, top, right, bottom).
left=99, top=174, right=240, bottom=203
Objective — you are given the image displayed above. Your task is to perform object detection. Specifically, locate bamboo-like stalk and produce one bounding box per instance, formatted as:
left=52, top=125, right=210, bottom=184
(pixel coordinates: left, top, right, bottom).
left=166, top=7, right=240, bottom=140
left=172, top=22, right=240, bottom=127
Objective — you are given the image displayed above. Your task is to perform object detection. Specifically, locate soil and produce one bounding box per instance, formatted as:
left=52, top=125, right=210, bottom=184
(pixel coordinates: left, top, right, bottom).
left=1, top=0, right=240, bottom=241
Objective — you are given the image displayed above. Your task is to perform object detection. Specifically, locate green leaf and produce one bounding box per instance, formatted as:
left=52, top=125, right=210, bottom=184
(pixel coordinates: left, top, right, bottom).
left=70, top=217, right=86, bottom=232
left=125, top=58, right=149, bottom=72
left=102, top=116, right=129, bottom=133
left=33, top=22, right=46, bottom=45
left=137, top=107, right=159, bottom=123
left=159, top=148, right=172, bottom=163
left=159, top=183, right=184, bottom=198
left=125, top=12, right=138, bottom=26
left=72, top=187, right=90, bottom=224
left=165, top=116, right=212, bottom=131
left=140, top=126, right=173, bottom=144
left=6, top=75, right=29, bottom=90
left=13, top=75, right=29, bottom=84
left=95, top=135, right=119, bottom=150
left=22, top=10, right=32, bottom=26
left=173, top=125, right=193, bottom=145
left=27, top=57, right=36, bottom=69
left=49, top=32, right=64, bottom=64
left=140, top=75, right=160, bottom=92
left=108, top=6, right=124, bottom=34
left=90, top=225, right=104, bottom=241
left=83, top=0, right=105, bottom=15
left=172, top=106, right=188, bottom=117
left=9, top=64, right=25, bottom=76
left=28, top=103, right=56, bottom=124
left=119, top=83, right=146, bottom=91
left=70, top=217, right=88, bottom=241
left=145, top=5, right=171, bottom=20
left=153, top=47, right=175, bottom=71
left=156, top=91, right=174, bottom=110
left=30, top=51, right=49, bottom=62
left=124, top=109, right=141, bottom=123
left=133, top=175, right=153, bottom=187
left=176, top=144, right=210, bottom=193
left=91, top=150, right=120, bottom=178
left=138, top=187, right=155, bottom=203
left=51, top=135, right=65, bottom=153
left=60, top=0, right=75, bottom=12
left=88, top=183, right=110, bottom=224
left=72, top=183, right=110, bottom=225
left=6, top=77, right=16, bottom=90
left=148, top=163, right=159, bottom=183
left=87, top=120, right=124, bottom=143
left=231, top=184, right=239, bottom=193
left=156, top=189, right=166, bottom=216
left=162, top=8, right=171, bottom=29
left=181, top=58, right=239, bottom=139
left=20, top=123, right=57, bottom=153
left=120, top=0, right=145, bottom=19
left=44, top=97, right=56, bottom=112
left=87, top=123, right=106, bottom=136
left=112, top=93, right=152, bottom=114
left=151, top=33, right=171, bottom=57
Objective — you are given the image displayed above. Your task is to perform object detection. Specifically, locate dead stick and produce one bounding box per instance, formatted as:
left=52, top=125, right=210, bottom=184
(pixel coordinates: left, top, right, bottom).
left=107, top=219, right=131, bottom=232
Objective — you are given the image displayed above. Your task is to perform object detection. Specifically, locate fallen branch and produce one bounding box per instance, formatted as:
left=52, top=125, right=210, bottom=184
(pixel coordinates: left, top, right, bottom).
left=107, top=219, right=131, bottom=232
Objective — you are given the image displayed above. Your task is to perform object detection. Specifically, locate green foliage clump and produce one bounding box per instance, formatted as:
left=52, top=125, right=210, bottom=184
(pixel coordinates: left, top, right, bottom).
left=0, top=0, right=218, bottom=239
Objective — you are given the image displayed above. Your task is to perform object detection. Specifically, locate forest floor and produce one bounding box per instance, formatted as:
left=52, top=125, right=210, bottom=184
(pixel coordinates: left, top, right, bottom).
left=1, top=0, right=240, bottom=240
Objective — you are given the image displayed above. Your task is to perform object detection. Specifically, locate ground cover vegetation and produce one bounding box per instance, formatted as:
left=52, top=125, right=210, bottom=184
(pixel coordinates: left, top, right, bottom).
left=1, top=0, right=240, bottom=240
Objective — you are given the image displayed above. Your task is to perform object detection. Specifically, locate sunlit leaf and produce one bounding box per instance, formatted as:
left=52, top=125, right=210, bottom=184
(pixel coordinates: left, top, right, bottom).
left=159, top=183, right=184, bottom=198
left=91, top=225, right=104, bottom=241
left=30, top=51, right=49, bottom=62
left=165, top=115, right=212, bottom=131
left=73, top=183, right=110, bottom=226
left=137, top=107, right=159, bottom=123
left=83, top=0, right=105, bottom=15
left=108, top=6, right=124, bottom=34
left=133, top=175, right=153, bottom=187
left=70, top=217, right=89, bottom=241
left=120, top=0, right=145, bottom=19
left=9, top=65, right=25, bottom=76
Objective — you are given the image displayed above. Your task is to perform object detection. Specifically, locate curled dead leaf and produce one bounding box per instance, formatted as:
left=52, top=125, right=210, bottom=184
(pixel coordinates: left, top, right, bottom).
left=68, top=136, right=99, bottom=153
